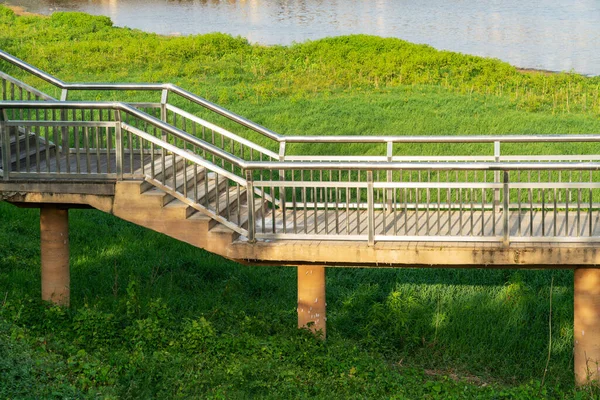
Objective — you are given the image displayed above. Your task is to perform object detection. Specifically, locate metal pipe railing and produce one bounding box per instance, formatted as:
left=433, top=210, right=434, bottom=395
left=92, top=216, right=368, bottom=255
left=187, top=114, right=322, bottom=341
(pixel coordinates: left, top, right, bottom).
left=4, top=101, right=600, bottom=246
left=0, top=49, right=283, bottom=142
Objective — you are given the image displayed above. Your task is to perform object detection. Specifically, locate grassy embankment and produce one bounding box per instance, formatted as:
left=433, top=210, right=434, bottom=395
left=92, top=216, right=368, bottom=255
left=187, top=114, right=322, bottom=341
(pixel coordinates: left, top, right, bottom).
left=2, top=6, right=600, bottom=398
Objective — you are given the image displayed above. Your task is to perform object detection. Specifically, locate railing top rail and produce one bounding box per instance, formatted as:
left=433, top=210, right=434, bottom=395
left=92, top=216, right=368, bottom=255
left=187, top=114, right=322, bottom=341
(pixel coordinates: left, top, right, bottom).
left=244, top=161, right=600, bottom=171
left=0, top=49, right=284, bottom=142
left=284, top=134, right=600, bottom=143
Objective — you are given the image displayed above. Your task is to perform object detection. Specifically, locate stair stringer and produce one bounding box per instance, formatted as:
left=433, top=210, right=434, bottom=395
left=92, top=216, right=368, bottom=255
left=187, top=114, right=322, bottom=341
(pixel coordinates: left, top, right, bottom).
left=111, top=180, right=239, bottom=258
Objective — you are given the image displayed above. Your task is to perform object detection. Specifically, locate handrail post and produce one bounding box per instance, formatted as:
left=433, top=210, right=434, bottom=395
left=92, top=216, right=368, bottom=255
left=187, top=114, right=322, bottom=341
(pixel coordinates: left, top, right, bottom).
left=386, top=141, right=393, bottom=212
left=1, top=116, right=9, bottom=181
left=160, top=89, right=169, bottom=168
left=60, top=89, right=68, bottom=101
left=278, top=140, right=287, bottom=224
left=115, top=110, right=123, bottom=180
left=494, top=141, right=501, bottom=211
left=367, top=170, right=375, bottom=246
left=246, top=169, right=256, bottom=243
left=502, top=170, right=510, bottom=246
left=160, top=89, right=169, bottom=122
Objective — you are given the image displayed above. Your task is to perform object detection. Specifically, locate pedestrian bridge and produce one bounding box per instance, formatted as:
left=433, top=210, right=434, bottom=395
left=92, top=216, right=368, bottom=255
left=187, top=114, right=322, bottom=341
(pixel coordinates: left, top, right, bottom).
left=1, top=50, right=600, bottom=384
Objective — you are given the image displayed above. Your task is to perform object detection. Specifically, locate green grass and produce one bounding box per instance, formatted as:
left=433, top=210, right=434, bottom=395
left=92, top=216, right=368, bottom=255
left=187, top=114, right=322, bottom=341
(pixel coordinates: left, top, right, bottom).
left=1, top=5, right=600, bottom=398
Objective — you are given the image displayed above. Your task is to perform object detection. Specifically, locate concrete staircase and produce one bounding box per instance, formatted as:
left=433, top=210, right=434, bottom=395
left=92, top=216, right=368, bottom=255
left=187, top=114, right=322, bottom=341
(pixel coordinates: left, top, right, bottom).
left=110, top=154, right=265, bottom=261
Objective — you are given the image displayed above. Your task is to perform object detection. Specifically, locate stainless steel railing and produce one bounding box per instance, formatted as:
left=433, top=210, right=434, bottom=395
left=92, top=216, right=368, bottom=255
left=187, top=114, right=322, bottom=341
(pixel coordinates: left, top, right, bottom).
left=4, top=101, right=600, bottom=245
left=0, top=101, right=250, bottom=235
left=0, top=49, right=282, bottom=159
left=244, top=160, right=600, bottom=245
left=3, top=47, right=600, bottom=245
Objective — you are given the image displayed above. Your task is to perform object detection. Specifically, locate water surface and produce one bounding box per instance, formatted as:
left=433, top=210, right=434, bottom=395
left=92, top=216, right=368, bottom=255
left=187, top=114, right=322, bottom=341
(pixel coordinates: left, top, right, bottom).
left=4, top=0, right=600, bottom=75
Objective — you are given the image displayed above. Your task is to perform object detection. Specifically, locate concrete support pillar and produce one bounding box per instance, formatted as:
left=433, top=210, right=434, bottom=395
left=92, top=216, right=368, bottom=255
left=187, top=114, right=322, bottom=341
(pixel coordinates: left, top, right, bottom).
left=574, top=268, right=600, bottom=385
left=40, top=206, right=70, bottom=306
left=297, top=265, right=326, bottom=338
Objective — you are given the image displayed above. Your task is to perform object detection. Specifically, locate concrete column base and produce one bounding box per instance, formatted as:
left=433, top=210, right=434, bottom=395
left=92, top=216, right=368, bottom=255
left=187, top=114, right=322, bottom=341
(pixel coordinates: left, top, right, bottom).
left=40, top=206, right=70, bottom=306
left=574, top=268, right=600, bottom=385
left=297, top=265, right=326, bottom=338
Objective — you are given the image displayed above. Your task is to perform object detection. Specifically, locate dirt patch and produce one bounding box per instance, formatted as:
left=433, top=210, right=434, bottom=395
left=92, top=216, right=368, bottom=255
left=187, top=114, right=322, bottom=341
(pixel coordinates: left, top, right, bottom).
left=423, top=368, right=490, bottom=386
left=516, top=67, right=558, bottom=76
left=5, top=5, right=47, bottom=18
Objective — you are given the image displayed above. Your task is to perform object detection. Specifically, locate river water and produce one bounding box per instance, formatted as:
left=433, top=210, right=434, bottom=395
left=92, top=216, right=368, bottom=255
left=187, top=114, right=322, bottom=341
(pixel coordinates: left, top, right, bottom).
left=3, top=0, right=600, bottom=76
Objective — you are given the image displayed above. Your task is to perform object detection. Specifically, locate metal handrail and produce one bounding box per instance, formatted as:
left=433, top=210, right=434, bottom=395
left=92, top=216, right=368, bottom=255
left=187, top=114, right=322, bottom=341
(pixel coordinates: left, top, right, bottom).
left=1, top=101, right=247, bottom=168
left=5, top=49, right=600, bottom=167
left=4, top=100, right=600, bottom=172
left=0, top=49, right=283, bottom=142
left=0, top=100, right=250, bottom=235
left=4, top=100, right=600, bottom=246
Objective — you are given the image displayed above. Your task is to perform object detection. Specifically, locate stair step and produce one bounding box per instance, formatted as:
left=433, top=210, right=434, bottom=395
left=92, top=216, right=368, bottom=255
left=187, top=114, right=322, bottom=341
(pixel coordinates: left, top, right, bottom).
left=7, top=144, right=53, bottom=168
left=1, top=130, right=55, bottom=169
left=192, top=176, right=229, bottom=205
left=139, top=155, right=188, bottom=192
left=140, top=187, right=175, bottom=206
left=162, top=198, right=196, bottom=219
left=213, top=186, right=248, bottom=217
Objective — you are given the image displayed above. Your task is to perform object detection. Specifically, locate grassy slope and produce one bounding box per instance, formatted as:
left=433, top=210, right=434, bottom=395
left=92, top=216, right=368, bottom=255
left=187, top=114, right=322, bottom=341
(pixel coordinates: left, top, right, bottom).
left=1, top=6, right=600, bottom=398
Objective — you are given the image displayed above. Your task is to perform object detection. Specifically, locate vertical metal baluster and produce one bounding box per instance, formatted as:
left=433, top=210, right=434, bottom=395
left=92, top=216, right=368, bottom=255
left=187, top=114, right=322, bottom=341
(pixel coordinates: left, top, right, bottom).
left=323, top=175, right=329, bottom=234
left=470, top=181, right=474, bottom=236
left=150, top=142, right=155, bottom=180
left=541, top=188, right=546, bottom=236
left=236, top=181, right=240, bottom=225
left=367, top=171, right=374, bottom=245
left=426, top=172, right=430, bottom=236
left=216, top=173, right=221, bottom=215
left=482, top=171, right=486, bottom=235
left=34, top=121, right=41, bottom=173
left=346, top=170, right=351, bottom=234
left=459, top=187, right=463, bottom=236
left=303, top=170, right=308, bottom=234
left=83, top=126, right=91, bottom=174
left=553, top=187, right=558, bottom=236
left=292, top=170, right=298, bottom=234
left=172, top=152, right=177, bottom=190
left=261, top=176, right=266, bottom=234
left=194, top=148, right=199, bottom=203
left=53, top=110, right=61, bottom=174
left=517, top=170, right=522, bottom=236
left=382, top=183, right=387, bottom=235
left=566, top=188, right=570, bottom=236
left=246, top=171, right=256, bottom=242
left=415, top=181, right=420, bottom=235
left=589, top=183, right=593, bottom=237
left=589, top=169, right=593, bottom=237
left=447, top=176, right=452, bottom=236
left=503, top=171, right=510, bottom=246
left=75, top=123, right=81, bottom=174
left=335, top=171, right=339, bottom=234
left=404, top=187, right=409, bottom=235
left=313, top=176, right=318, bottom=235
left=204, top=164, right=210, bottom=208
left=481, top=183, right=485, bottom=236
left=128, top=115, right=134, bottom=174
left=15, top=120, right=21, bottom=173
left=393, top=186, right=398, bottom=235
left=529, top=171, right=533, bottom=236
left=140, top=133, right=145, bottom=176
left=577, top=185, right=582, bottom=237
left=24, top=98, right=31, bottom=173
left=356, top=187, right=361, bottom=235
left=183, top=161, right=188, bottom=198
